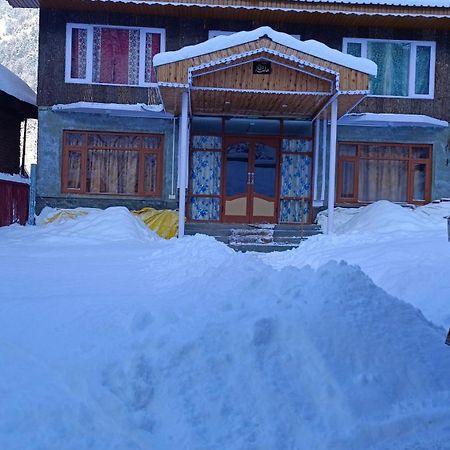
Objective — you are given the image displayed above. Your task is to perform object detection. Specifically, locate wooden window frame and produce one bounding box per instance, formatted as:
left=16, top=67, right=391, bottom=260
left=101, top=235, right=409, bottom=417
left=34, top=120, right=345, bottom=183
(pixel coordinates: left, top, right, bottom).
left=342, top=37, right=436, bottom=100
left=65, top=23, right=166, bottom=87
left=336, top=142, right=432, bottom=205
left=61, top=130, right=164, bottom=197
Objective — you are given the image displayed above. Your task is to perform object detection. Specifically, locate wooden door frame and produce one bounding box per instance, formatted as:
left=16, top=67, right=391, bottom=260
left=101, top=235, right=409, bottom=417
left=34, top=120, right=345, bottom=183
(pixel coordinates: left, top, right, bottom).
left=221, top=135, right=280, bottom=224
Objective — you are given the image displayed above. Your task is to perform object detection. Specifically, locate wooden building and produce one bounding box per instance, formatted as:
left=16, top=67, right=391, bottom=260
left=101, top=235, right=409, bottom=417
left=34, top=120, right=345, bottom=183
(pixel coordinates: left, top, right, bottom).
left=0, top=63, right=37, bottom=174
left=6, top=0, right=450, bottom=234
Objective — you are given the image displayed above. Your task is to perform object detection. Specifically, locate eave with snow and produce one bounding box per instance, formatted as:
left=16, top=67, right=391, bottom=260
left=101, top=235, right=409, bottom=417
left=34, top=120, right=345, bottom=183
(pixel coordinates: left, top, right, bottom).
left=153, top=27, right=376, bottom=235
left=7, top=0, right=450, bottom=29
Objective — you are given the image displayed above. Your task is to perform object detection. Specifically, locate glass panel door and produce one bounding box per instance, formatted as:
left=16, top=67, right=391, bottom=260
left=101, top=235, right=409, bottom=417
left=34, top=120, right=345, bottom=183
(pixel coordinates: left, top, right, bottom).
left=223, top=140, right=250, bottom=223
left=252, top=142, right=277, bottom=222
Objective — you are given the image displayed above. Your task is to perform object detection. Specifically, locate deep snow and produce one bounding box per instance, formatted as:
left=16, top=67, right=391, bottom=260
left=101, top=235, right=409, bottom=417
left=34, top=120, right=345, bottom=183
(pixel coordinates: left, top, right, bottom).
left=0, top=205, right=449, bottom=449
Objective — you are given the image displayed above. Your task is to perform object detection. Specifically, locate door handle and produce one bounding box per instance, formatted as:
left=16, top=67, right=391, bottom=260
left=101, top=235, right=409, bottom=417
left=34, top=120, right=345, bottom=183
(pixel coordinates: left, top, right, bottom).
left=247, top=172, right=251, bottom=185
left=250, top=172, right=255, bottom=185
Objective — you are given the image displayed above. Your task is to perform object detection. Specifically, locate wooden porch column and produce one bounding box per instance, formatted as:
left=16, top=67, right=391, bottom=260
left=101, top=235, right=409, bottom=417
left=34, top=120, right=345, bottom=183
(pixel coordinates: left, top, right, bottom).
left=327, top=97, right=338, bottom=234
left=178, top=91, right=189, bottom=238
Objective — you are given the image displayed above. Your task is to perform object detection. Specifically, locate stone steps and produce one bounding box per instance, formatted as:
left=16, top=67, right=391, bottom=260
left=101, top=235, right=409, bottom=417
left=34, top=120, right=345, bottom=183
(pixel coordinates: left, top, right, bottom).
left=185, top=223, right=322, bottom=252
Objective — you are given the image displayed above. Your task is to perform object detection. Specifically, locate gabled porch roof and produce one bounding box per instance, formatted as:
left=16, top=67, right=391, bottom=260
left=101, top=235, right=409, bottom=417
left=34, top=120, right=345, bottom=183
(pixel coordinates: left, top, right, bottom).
left=154, top=27, right=376, bottom=120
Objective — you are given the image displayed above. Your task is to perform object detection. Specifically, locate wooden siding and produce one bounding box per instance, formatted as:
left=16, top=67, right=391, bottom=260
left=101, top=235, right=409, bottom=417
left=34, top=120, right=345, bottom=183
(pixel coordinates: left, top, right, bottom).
left=0, top=179, right=29, bottom=226
left=39, top=8, right=450, bottom=123
left=33, top=0, right=450, bottom=31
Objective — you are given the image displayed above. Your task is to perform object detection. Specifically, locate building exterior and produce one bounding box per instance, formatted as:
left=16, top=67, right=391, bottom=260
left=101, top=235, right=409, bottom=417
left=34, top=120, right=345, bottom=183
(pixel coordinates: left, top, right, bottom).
left=7, top=0, right=450, bottom=233
left=0, top=63, right=37, bottom=174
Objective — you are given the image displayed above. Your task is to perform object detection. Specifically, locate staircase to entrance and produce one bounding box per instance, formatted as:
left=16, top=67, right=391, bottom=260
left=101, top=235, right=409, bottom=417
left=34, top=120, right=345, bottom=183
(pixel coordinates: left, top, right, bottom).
left=185, top=223, right=322, bottom=252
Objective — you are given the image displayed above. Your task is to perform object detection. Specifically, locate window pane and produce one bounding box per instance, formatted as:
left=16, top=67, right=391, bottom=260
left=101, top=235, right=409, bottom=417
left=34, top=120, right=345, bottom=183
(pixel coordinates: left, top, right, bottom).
left=143, top=136, right=162, bottom=150
left=226, top=142, right=249, bottom=196
left=415, top=46, right=431, bottom=95
left=191, top=151, right=221, bottom=195
left=144, top=154, right=158, bottom=193
left=413, top=163, right=427, bottom=201
left=65, top=133, right=86, bottom=147
left=339, top=144, right=357, bottom=157
left=347, top=42, right=362, bottom=57
left=412, top=147, right=430, bottom=159
left=92, top=27, right=140, bottom=85
left=71, top=28, right=87, bottom=79
left=190, top=197, right=220, bottom=221
left=254, top=143, right=276, bottom=198
left=280, top=200, right=309, bottom=224
left=87, top=149, right=139, bottom=194
left=360, top=145, right=408, bottom=158
left=281, top=154, right=311, bottom=197
left=192, top=135, right=222, bottom=150
left=88, top=133, right=140, bottom=149
left=282, top=139, right=312, bottom=153
left=145, top=33, right=161, bottom=83
left=368, top=42, right=410, bottom=96
left=358, top=159, right=408, bottom=202
left=67, top=152, right=81, bottom=189
left=340, top=160, right=355, bottom=198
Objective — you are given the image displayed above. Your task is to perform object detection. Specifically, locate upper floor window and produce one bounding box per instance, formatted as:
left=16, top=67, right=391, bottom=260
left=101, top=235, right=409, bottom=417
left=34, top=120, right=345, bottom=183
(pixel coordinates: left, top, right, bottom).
left=343, top=38, right=435, bottom=99
left=66, top=23, right=165, bottom=87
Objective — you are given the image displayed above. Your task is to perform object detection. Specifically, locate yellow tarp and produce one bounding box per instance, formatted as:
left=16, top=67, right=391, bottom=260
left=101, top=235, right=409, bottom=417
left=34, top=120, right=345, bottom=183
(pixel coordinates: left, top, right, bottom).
left=44, top=209, right=88, bottom=224
left=133, top=207, right=179, bottom=239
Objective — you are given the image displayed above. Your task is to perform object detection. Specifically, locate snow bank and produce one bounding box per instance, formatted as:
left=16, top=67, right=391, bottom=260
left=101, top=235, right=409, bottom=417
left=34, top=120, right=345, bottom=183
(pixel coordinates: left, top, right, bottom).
left=266, top=201, right=450, bottom=327
left=3, top=206, right=159, bottom=244
left=0, top=227, right=449, bottom=449
left=318, top=200, right=449, bottom=235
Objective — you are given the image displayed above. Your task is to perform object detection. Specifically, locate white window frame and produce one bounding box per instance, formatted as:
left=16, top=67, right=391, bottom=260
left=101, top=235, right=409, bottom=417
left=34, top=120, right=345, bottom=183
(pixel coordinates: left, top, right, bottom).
left=208, top=30, right=301, bottom=40
left=65, top=23, right=166, bottom=87
left=342, top=37, right=436, bottom=100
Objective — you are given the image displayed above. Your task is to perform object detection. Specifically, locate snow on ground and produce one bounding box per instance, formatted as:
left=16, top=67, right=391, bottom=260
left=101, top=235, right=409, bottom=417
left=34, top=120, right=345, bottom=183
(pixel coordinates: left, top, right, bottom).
left=264, top=200, right=450, bottom=328
left=0, top=206, right=449, bottom=449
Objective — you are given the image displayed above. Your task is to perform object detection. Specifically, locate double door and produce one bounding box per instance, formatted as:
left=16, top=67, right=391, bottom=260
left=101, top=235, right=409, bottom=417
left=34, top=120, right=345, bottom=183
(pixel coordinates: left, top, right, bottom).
left=223, top=137, right=279, bottom=223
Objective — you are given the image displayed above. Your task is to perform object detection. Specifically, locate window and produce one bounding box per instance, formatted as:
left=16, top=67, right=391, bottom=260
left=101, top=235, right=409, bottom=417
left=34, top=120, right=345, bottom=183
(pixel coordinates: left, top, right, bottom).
left=62, top=131, right=164, bottom=196
left=343, top=38, right=435, bottom=99
left=337, top=142, right=431, bottom=205
left=66, top=23, right=165, bottom=86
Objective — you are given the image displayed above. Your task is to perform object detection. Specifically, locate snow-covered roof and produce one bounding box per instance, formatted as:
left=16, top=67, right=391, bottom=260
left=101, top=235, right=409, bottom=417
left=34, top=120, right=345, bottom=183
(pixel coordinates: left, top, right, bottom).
left=293, top=0, right=449, bottom=6
left=0, top=172, right=30, bottom=185
left=51, top=102, right=172, bottom=118
left=338, top=113, right=449, bottom=128
left=153, top=26, right=378, bottom=76
left=0, top=63, right=36, bottom=107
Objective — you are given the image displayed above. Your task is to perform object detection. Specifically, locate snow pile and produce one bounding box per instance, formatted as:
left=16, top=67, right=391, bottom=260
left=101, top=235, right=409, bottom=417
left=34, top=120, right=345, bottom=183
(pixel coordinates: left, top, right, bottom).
left=0, top=225, right=449, bottom=449
left=267, top=201, right=450, bottom=327
left=317, top=200, right=449, bottom=235
left=6, top=206, right=159, bottom=244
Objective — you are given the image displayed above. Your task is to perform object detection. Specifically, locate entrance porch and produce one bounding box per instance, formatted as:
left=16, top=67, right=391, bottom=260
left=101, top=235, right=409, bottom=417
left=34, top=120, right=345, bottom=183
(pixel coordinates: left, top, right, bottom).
left=153, top=26, right=377, bottom=235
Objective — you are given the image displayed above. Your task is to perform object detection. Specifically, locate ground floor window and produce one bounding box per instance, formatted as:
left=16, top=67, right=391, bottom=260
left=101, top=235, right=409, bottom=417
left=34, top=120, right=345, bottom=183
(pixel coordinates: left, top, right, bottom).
left=337, top=142, right=431, bottom=204
left=62, top=131, right=163, bottom=196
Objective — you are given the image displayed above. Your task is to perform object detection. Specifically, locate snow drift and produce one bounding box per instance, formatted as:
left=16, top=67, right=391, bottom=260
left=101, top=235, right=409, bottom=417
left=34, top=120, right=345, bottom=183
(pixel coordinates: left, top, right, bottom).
left=0, top=226, right=449, bottom=449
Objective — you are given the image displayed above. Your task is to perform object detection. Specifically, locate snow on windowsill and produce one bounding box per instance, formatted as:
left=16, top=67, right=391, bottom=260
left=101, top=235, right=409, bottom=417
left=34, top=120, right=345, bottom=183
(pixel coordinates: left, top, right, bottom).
left=153, top=26, right=378, bottom=76
left=338, top=113, right=449, bottom=128
left=51, top=102, right=171, bottom=117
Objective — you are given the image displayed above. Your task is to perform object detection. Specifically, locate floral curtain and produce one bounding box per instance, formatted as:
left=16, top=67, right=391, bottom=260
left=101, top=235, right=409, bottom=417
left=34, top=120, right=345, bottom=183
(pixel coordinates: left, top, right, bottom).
left=145, top=33, right=161, bottom=83
left=280, top=154, right=311, bottom=223
left=70, top=28, right=87, bottom=79
left=190, top=145, right=222, bottom=221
